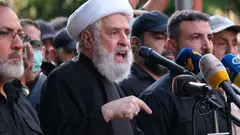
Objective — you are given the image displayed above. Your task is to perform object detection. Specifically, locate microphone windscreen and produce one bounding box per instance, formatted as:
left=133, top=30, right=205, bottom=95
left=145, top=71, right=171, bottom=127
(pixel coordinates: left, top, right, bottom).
left=221, top=54, right=240, bottom=87
left=176, top=48, right=202, bottom=75
left=199, top=54, right=230, bottom=89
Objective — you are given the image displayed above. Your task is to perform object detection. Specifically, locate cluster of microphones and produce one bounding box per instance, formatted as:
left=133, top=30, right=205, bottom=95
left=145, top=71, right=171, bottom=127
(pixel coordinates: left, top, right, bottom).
left=139, top=46, right=240, bottom=131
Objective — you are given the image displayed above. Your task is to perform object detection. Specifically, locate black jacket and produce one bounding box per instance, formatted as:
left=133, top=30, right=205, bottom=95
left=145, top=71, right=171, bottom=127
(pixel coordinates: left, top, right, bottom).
left=40, top=54, right=143, bottom=135
left=136, top=74, right=228, bottom=135
left=119, top=63, right=155, bottom=97
left=0, top=79, right=43, bottom=135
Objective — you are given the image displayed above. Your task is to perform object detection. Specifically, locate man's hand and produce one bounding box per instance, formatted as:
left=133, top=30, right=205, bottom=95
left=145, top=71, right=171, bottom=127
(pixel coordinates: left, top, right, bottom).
left=23, top=43, right=37, bottom=83
left=101, top=96, right=152, bottom=122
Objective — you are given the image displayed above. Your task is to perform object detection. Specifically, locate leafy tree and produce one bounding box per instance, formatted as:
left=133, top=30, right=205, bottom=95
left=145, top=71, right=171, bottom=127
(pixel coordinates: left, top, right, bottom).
left=12, top=0, right=240, bottom=21
left=14, top=0, right=87, bottom=20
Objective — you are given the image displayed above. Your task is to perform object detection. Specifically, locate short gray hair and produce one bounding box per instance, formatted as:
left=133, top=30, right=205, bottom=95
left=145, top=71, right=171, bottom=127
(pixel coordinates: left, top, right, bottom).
left=77, top=20, right=101, bottom=53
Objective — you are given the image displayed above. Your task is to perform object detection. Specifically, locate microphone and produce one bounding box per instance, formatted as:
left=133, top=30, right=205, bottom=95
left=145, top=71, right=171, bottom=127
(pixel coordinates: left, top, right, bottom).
left=139, top=46, right=191, bottom=76
left=176, top=48, right=205, bottom=81
left=199, top=54, right=240, bottom=108
left=172, top=74, right=212, bottom=97
left=176, top=49, right=240, bottom=95
left=221, top=53, right=240, bottom=87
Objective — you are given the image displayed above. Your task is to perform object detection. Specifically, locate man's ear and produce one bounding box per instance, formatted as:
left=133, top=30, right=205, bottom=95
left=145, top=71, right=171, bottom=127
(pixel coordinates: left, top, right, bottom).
left=131, top=36, right=141, bottom=53
left=42, top=46, right=46, bottom=58
left=80, top=31, right=93, bottom=49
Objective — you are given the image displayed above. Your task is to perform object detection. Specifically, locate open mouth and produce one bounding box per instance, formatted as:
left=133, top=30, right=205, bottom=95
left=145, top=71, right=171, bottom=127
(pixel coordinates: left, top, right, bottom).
left=116, top=51, right=127, bottom=62
left=117, top=51, right=127, bottom=58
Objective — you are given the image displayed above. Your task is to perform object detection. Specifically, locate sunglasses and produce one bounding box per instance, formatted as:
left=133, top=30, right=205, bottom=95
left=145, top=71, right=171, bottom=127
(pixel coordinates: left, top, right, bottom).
left=29, top=40, right=42, bottom=47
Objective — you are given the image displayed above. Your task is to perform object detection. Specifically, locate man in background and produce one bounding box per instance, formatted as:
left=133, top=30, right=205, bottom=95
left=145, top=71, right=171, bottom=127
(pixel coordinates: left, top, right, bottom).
left=210, top=14, right=240, bottom=135
left=119, top=11, right=173, bottom=97
left=210, top=15, right=240, bottom=60
left=36, top=20, right=56, bottom=63
left=36, top=20, right=56, bottom=75
left=136, top=10, right=228, bottom=135
left=50, top=17, right=68, bottom=32
left=53, top=27, right=77, bottom=66
left=20, top=19, right=47, bottom=112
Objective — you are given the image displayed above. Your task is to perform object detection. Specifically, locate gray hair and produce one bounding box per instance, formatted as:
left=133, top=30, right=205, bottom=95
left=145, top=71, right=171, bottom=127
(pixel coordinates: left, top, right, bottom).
left=77, top=20, right=102, bottom=53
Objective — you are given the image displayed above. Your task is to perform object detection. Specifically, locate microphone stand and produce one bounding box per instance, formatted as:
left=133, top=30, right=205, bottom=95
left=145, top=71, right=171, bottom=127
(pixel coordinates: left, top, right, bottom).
left=196, top=91, right=232, bottom=135
left=206, top=97, right=231, bottom=135
left=195, top=91, right=223, bottom=135
left=225, top=93, right=233, bottom=135
left=206, top=96, right=240, bottom=125
left=213, top=110, right=220, bottom=133
left=226, top=102, right=232, bottom=135
left=204, top=95, right=221, bottom=134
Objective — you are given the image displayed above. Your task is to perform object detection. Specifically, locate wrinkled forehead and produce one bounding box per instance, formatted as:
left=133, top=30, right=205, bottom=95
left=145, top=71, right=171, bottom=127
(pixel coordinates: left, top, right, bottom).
left=101, top=13, right=130, bottom=29
left=0, top=7, right=22, bottom=31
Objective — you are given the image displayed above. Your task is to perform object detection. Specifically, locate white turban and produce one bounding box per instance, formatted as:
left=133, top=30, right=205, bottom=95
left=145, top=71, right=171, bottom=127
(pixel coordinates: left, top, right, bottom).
left=67, top=0, right=133, bottom=41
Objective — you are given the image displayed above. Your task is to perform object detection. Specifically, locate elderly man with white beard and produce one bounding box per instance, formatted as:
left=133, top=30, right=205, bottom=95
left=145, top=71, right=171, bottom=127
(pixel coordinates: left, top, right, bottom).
left=39, top=0, right=152, bottom=135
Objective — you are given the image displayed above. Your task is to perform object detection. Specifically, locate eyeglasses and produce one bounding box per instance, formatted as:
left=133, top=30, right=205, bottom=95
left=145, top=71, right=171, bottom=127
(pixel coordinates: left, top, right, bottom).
left=23, top=38, right=42, bottom=49
left=29, top=40, right=42, bottom=47
left=0, top=29, right=28, bottom=43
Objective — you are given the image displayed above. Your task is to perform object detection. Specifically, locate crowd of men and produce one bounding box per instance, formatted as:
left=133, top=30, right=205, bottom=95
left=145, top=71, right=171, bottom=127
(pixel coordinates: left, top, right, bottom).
left=0, top=0, right=239, bottom=134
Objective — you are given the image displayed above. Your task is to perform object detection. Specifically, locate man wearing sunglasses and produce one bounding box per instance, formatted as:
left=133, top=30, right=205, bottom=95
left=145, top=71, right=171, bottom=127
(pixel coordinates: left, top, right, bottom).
left=20, top=19, right=47, bottom=113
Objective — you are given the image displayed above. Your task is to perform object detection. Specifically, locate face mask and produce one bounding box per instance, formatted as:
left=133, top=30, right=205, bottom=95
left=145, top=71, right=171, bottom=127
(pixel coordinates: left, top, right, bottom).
left=32, top=49, right=43, bottom=72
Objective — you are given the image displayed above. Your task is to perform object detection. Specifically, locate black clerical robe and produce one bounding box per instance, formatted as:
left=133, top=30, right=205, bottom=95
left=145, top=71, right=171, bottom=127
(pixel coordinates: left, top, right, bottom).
left=40, top=53, right=143, bottom=135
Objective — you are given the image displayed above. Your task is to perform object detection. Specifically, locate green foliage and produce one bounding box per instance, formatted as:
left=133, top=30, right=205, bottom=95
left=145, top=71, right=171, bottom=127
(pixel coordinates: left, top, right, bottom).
left=163, top=0, right=231, bottom=16
left=13, top=0, right=240, bottom=21
left=14, top=0, right=87, bottom=20
left=228, top=0, right=240, bottom=16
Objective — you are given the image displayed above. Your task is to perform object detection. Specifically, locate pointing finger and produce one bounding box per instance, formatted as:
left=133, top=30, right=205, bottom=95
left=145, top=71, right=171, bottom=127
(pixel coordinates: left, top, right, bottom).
left=136, top=98, right=152, bottom=114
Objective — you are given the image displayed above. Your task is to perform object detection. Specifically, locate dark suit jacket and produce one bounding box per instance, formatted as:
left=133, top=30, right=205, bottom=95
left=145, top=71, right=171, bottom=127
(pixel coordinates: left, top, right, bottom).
left=40, top=53, right=142, bottom=135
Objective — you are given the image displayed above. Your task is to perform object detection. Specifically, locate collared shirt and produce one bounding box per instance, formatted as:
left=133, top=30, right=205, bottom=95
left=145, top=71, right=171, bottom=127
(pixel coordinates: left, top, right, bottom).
left=119, top=63, right=155, bottom=97
left=0, top=79, right=43, bottom=135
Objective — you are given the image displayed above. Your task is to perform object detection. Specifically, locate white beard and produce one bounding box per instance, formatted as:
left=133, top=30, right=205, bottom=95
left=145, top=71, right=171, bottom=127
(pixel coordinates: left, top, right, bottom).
left=0, top=55, right=24, bottom=80
left=92, top=42, right=133, bottom=83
